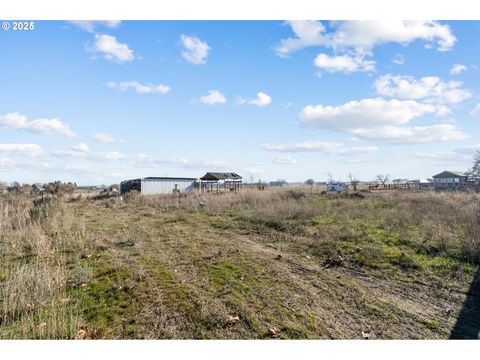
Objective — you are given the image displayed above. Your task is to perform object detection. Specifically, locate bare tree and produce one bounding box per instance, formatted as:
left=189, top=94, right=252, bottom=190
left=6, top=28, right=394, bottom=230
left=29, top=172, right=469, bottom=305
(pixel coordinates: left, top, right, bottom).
left=305, top=179, right=315, bottom=191
left=468, top=150, right=480, bottom=177
left=376, top=174, right=390, bottom=188
left=467, top=150, right=480, bottom=188
left=327, top=172, right=334, bottom=183
left=348, top=173, right=359, bottom=191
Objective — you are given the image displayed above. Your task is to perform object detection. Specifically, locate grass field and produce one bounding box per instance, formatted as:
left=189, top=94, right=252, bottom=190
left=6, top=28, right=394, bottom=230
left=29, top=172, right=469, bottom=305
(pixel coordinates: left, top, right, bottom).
left=1, top=188, right=479, bottom=339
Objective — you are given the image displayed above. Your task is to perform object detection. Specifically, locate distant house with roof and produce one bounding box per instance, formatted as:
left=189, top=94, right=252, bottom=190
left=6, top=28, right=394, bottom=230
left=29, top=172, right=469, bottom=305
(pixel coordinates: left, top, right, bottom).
left=432, top=171, right=469, bottom=190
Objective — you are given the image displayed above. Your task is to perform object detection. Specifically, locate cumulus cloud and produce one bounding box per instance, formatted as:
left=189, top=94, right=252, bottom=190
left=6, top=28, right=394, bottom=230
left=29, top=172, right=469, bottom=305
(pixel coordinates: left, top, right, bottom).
left=238, top=92, right=272, bottom=107
left=91, top=34, right=134, bottom=63
left=374, top=74, right=471, bottom=104
left=197, top=90, right=227, bottom=105
left=314, top=53, right=375, bottom=73
left=0, top=112, right=76, bottom=138
left=299, top=98, right=467, bottom=144
left=470, top=103, right=480, bottom=117
left=180, top=35, right=210, bottom=65
left=263, top=141, right=378, bottom=156
left=269, top=155, right=298, bottom=165
left=107, top=81, right=170, bottom=94
left=92, top=132, right=116, bottom=144
left=275, top=20, right=456, bottom=56
left=301, top=98, right=437, bottom=130
left=70, top=20, right=121, bottom=32
left=0, top=144, right=44, bottom=157
left=71, top=143, right=90, bottom=153
left=450, top=63, right=467, bottom=75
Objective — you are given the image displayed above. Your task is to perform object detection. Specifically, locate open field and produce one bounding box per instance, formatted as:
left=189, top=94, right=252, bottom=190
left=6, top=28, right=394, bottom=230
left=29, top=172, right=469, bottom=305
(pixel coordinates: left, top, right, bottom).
left=1, top=188, right=479, bottom=339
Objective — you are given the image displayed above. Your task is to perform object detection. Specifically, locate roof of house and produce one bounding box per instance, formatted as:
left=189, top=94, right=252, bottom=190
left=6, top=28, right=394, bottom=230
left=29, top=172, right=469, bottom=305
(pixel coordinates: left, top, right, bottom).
left=200, top=172, right=242, bottom=181
left=432, top=170, right=467, bottom=178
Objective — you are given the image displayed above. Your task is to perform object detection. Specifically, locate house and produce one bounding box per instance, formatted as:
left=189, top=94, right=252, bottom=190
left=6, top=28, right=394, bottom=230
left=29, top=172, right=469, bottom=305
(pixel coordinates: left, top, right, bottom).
left=200, top=172, right=242, bottom=192
left=120, top=177, right=198, bottom=195
left=432, top=171, right=469, bottom=190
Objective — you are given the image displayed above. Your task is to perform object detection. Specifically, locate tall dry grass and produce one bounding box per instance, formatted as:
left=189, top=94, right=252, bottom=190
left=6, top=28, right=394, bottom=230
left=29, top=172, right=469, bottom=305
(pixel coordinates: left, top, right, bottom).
left=127, top=188, right=480, bottom=263
left=0, top=193, right=88, bottom=339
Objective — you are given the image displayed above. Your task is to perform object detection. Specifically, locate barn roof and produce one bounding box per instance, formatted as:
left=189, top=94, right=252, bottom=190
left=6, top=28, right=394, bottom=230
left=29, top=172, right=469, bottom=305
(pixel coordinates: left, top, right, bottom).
left=143, top=177, right=197, bottom=181
left=200, top=172, right=242, bottom=181
left=432, top=170, right=467, bottom=178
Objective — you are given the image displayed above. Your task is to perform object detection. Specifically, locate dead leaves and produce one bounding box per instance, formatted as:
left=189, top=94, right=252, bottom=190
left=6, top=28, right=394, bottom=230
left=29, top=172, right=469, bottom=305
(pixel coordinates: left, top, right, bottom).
left=225, top=315, right=240, bottom=326
left=268, top=327, right=281, bottom=338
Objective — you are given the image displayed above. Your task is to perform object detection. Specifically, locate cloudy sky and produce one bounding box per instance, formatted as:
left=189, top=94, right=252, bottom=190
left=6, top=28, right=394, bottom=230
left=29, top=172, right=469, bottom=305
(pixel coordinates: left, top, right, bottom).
left=1, top=20, right=480, bottom=184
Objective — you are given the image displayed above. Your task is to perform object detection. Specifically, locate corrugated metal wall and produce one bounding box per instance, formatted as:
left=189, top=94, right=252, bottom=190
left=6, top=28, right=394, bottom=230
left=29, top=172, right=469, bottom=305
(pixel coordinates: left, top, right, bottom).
left=141, top=179, right=197, bottom=195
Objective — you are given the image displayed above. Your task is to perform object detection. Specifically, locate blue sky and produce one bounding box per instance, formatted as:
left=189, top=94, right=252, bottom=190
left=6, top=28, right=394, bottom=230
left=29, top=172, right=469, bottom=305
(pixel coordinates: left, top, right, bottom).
left=1, top=20, right=480, bottom=185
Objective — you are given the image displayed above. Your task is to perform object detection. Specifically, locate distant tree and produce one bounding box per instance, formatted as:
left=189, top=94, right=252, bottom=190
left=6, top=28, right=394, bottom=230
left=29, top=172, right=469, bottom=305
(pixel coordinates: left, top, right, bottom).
left=468, top=151, right=480, bottom=177
left=327, top=172, right=334, bottom=183
left=376, top=174, right=390, bottom=187
left=467, top=151, right=480, bottom=189
left=348, top=173, right=359, bottom=191
left=305, top=178, right=315, bottom=191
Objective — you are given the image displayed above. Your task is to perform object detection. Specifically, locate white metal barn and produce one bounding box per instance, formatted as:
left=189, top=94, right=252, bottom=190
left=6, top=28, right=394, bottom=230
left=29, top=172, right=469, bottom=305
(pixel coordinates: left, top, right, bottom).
left=120, top=177, right=198, bottom=195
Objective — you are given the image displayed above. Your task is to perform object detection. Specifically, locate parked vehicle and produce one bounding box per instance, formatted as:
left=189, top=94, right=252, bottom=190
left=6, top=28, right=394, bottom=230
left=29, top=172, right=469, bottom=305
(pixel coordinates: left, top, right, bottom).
left=327, top=182, right=347, bottom=192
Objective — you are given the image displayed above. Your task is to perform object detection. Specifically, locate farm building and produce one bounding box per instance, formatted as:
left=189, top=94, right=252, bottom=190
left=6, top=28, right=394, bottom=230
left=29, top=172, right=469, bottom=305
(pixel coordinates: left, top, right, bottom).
left=432, top=171, right=468, bottom=190
left=120, top=177, right=198, bottom=195
left=200, top=172, right=242, bottom=192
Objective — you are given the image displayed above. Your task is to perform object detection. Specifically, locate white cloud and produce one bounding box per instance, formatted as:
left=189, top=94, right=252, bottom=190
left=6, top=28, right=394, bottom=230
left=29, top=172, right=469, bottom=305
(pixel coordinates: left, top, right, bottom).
left=276, top=20, right=456, bottom=57
left=92, top=132, right=116, bottom=144
left=0, top=144, right=44, bottom=157
left=0, top=112, right=76, bottom=138
left=314, top=53, right=375, bottom=73
left=392, top=54, right=405, bottom=65
left=107, top=81, right=170, bottom=94
left=374, top=74, right=472, bottom=104
left=299, top=98, right=467, bottom=144
left=70, top=21, right=121, bottom=33
left=238, top=92, right=272, bottom=107
left=450, top=63, right=467, bottom=75
left=470, top=103, right=480, bottom=117
left=131, top=154, right=229, bottom=170
left=301, top=98, right=436, bottom=130
left=263, top=141, right=378, bottom=156
left=180, top=35, right=210, bottom=65
left=92, top=34, right=134, bottom=63
left=269, top=155, right=298, bottom=165
left=411, top=151, right=472, bottom=163
left=197, top=90, right=227, bottom=105
left=454, top=144, right=480, bottom=154
left=71, top=143, right=90, bottom=153
left=54, top=149, right=125, bottom=161
left=350, top=124, right=467, bottom=144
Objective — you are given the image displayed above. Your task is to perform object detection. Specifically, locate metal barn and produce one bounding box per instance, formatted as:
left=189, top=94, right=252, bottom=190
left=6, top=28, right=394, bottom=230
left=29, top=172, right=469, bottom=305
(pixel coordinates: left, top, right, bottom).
left=120, top=177, right=198, bottom=195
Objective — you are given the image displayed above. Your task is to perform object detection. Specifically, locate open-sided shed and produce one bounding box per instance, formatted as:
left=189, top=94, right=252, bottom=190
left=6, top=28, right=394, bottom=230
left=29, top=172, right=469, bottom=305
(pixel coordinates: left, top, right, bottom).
left=200, top=172, right=242, bottom=192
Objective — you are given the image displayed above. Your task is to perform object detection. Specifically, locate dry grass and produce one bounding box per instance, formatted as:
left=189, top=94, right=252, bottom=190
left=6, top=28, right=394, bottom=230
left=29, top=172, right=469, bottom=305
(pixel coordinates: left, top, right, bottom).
left=1, top=188, right=480, bottom=339
left=0, top=193, right=90, bottom=339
